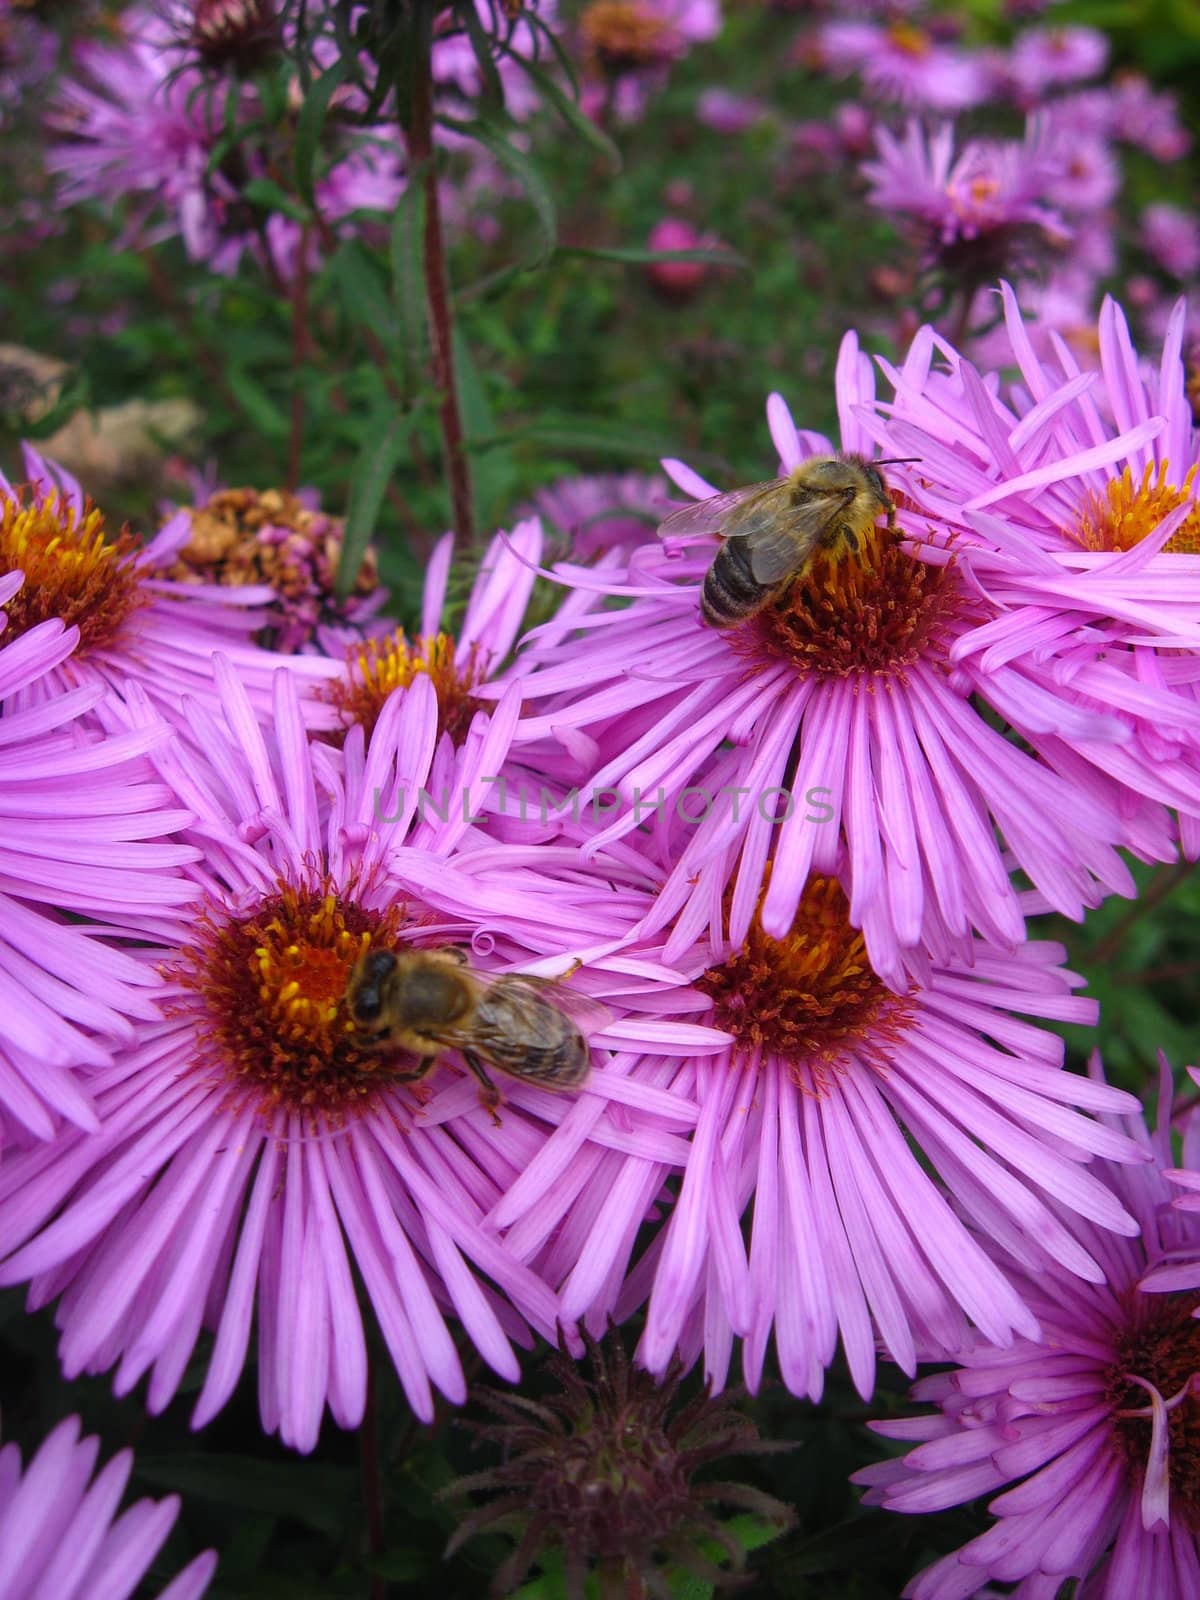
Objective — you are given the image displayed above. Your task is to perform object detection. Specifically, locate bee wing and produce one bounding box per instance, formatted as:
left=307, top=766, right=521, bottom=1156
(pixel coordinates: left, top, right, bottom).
left=472, top=977, right=609, bottom=1091
left=657, top=481, right=783, bottom=539
left=743, top=484, right=859, bottom=584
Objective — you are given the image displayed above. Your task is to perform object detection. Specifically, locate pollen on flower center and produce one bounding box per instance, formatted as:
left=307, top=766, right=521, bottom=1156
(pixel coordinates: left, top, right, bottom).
left=581, top=0, right=671, bottom=69
left=741, top=521, right=973, bottom=679
left=325, top=629, right=489, bottom=745
left=698, top=877, right=913, bottom=1080
left=0, top=486, right=146, bottom=651
left=169, top=876, right=409, bottom=1116
left=1107, top=1293, right=1200, bottom=1524
left=1075, top=462, right=1200, bottom=555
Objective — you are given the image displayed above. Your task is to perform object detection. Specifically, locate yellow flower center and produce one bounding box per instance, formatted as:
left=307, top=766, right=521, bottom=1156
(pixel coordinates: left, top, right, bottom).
left=887, top=24, right=932, bottom=57
left=1075, top=462, right=1200, bottom=554
left=326, top=629, right=489, bottom=746
left=698, top=877, right=912, bottom=1084
left=0, top=486, right=146, bottom=652
left=581, top=0, right=671, bottom=68
left=740, top=514, right=976, bottom=680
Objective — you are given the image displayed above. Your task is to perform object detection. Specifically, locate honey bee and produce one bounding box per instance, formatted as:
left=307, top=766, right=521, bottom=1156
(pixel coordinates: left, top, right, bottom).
left=346, top=945, right=599, bottom=1122
left=658, top=452, right=906, bottom=628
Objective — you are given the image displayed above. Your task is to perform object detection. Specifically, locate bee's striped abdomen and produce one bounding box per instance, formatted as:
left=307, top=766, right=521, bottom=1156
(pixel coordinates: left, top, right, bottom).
left=701, top=537, right=767, bottom=627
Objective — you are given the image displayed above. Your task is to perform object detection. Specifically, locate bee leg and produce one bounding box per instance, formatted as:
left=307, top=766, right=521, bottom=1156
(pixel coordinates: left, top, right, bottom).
left=461, top=1049, right=503, bottom=1126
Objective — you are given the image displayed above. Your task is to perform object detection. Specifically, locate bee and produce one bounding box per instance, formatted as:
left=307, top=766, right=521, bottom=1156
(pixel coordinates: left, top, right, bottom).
left=345, top=945, right=599, bottom=1122
left=658, top=452, right=905, bottom=628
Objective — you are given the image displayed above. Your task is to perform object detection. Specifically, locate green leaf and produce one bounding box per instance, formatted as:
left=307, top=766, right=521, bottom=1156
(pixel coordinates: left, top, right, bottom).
left=559, top=242, right=749, bottom=273
left=331, top=240, right=398, bottom=343
left=366, top=1548, right=437, bottom=1581
left=338, top=412, right=409, bottom=595
left=460, top=0, right=506, bottom=114
left=226, top=369, right=289, bottom=439
left=439, top=114, right=557, bottom=265
left=240, top=176, right=312, bottom=224
left=293, top=58, right=351, bottom=209
left=508, top=55, right=621, bottom=173
left=453, top=326, right=513, bottom=532
left=390, top=180, right=427, bottom=394
left=470, top=414, right=682, bottom=463
left=132, top=1454, right=355, bottom=1538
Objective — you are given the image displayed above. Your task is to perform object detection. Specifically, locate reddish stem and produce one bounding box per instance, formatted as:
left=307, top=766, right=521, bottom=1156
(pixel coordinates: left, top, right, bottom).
left=404, top=46, right=474, bottom=545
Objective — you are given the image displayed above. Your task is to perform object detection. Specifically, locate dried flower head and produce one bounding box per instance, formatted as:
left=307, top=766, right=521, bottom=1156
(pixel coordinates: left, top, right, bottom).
left=188, top=0, right=279, bottom=72
left=442, top=1327, right=793, bottom=1599
left=165, top=485, right=382, bottom=652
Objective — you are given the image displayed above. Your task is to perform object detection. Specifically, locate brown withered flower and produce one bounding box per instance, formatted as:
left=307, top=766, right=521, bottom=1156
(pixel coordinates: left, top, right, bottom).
left=441, top=1327, right=794, bottom=1599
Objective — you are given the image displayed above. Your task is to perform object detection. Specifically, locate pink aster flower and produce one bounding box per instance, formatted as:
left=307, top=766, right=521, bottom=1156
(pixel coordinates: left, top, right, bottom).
left=1143, top=203, right=1200, bottom=281
left=0, top=0, right=58, bottom=119
left=815, top=21, right=989, bottom=113
left=1108, top=72, right=1191, bottom=162
left=493, top=867, right=1150, bottom=1402
left=0, top=447, right=343, bottom=731
left=0, top=1415, right=216, bottom=1600
left=869, top=285, right=1200, bottom=857
left=1006, top=25, right=1109, bottom=103
left=433, top=0, right=559, bottom=122
left=0, top=660, right=602, bottom=1450
left=577, top=0, right=722, bottom=125
left=854, top=1055, right=1200, bottom=1600
left=0, top=573, right=201, bottom=1154
left=864, top=119, right=1070, bottom=270
left=530, top=472, right=668, bottom=558
left=493, top=339, right=1153, bottom=989
left=48, top=5, right=403, bottom=278
left=321, top=517, right=546, bottom=749
left=47, top=5, right=234, bottom=264
left=696, top=87, right=769, bottom=135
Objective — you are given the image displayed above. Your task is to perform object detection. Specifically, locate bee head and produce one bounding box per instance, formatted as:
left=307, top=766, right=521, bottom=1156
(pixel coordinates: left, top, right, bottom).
left=348, top=949, right=398, bottom=1025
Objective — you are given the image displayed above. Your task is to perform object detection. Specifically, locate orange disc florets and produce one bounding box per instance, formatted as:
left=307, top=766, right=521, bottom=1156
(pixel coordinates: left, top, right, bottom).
left=0, top=486, right=146, bottom=652
left=699, top=877, right=913, bottom=1085
left=168, top=875, right=410, bottom=1117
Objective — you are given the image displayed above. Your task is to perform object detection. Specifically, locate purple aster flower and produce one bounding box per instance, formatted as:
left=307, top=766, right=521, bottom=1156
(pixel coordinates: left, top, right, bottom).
left=696, top=87, right=770, bottom=136
left=577, top=0, right=722, bottom=124
left=870, top=285, right=1200, bottom=857
left=0, top=658, right=623, bottom=1449
left=1042, top=118, right=1119, bottom=214
left=1108, top=72, right=1191, bottom=162
left=0, top=447, right=343, bottom=730
left=530, top=473, right=668, bottom=559
left=0, top=572, right=201, bottom=1154
left=0, top=1415, right=216, bottom=1600
left=493, top=869, right=1149, bottom=1402
left=0, top=0, right=58, bottom=120
left=433, top=0, right=559, bottom=122
left=47, top=5, right=234, bottom=264
left=1006, top=24, right=1109, bottom=103
left=854, top=1055, right=1200, bottom=1600
left=863, top=119, right=1070, bottom=281
left=1143, top=203, right=1200, bottom=281
left=492, top=342, right=1152, bottom=989
left=321, top=518, right=545, bottom=748
left=815, top=21, right=988, bottom=113
left=48, top=4, right=403, bottom=278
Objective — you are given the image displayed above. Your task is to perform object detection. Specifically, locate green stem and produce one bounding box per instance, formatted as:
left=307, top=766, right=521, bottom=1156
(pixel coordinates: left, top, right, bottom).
left=1090, top=858, right=1200, bottom=968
